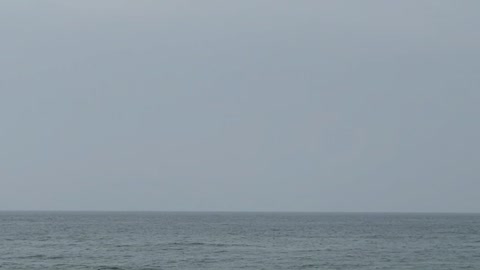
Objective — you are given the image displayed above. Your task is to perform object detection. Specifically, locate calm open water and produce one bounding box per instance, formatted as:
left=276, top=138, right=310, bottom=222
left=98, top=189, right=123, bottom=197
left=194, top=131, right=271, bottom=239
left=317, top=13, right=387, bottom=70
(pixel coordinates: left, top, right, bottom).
left=0, top=212, right=479, bottom=269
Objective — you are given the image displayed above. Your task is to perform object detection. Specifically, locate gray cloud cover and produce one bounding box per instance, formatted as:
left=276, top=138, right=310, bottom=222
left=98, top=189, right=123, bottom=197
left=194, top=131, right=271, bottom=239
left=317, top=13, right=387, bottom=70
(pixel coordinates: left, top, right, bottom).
left=1, top=1, right=479, bottom=212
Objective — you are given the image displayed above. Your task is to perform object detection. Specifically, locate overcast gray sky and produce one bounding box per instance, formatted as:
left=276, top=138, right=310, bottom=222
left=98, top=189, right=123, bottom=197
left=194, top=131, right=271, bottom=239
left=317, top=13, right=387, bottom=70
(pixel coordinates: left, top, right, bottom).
left=1, top=1, right=479, bottom=212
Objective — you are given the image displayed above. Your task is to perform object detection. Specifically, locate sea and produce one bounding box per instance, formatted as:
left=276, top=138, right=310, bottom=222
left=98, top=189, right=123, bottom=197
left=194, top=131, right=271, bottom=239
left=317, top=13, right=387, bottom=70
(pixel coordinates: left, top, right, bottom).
left=0, top=212, right=479, bottom=269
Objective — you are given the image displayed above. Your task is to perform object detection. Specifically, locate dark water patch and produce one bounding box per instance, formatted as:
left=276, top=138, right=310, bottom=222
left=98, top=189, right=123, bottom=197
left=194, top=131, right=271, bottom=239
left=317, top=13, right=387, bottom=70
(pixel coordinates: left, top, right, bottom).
left=96, top=266, right=123, bottom=270
left=299, top=264, right=320, bottom=269
left=167, top=241, right=258, bottom=248
left=15, top=254, right=47, bottom=259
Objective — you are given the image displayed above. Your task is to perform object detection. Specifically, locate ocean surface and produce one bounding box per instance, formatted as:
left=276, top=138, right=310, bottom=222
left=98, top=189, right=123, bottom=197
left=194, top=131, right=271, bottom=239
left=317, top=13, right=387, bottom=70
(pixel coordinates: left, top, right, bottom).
left=0, top=212, right=479, bottom=269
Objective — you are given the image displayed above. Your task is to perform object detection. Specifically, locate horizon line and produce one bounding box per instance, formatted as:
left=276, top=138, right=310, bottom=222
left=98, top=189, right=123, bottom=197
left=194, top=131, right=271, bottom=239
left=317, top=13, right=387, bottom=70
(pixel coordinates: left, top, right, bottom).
left=1, top=210, right=479, bottom=214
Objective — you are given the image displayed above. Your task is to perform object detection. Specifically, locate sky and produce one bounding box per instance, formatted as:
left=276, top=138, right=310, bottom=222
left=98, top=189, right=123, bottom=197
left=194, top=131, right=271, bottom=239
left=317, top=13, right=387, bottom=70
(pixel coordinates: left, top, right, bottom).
left=1, top=1, right=479, bottom=212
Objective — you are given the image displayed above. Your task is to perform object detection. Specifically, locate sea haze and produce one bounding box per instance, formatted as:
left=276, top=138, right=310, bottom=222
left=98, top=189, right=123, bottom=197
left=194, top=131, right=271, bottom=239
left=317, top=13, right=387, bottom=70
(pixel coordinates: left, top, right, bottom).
left=1, top=212, right=479, bottom=269
left=1, top=1, right=480, bottom=213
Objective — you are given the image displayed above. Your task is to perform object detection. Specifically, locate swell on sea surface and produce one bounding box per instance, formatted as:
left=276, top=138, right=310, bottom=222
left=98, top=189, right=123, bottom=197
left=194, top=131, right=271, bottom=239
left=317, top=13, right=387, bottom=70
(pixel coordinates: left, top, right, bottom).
left=166, top=241, right=259, bottom=247
left=2, top=212, right=480, bottom=270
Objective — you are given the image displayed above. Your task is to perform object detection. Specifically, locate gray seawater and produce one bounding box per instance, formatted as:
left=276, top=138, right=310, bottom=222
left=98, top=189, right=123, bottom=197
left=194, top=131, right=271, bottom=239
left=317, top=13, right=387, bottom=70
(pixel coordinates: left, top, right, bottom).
left=1, top=212, right=479, bottom=269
